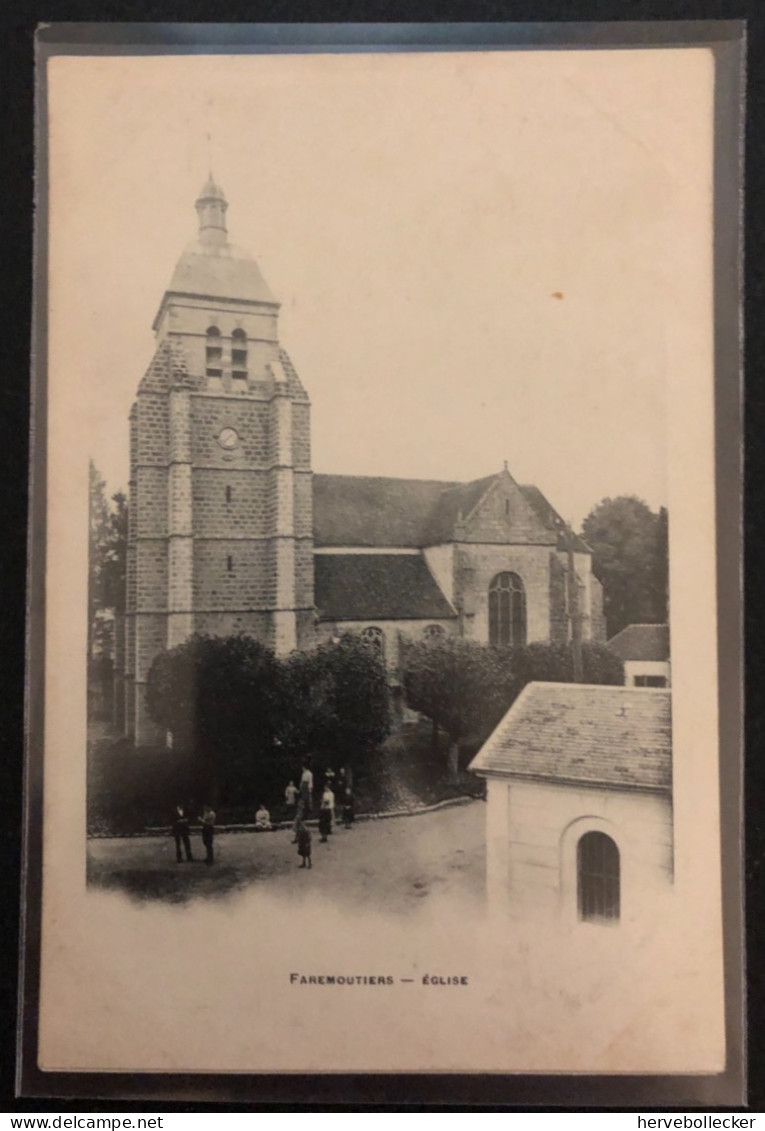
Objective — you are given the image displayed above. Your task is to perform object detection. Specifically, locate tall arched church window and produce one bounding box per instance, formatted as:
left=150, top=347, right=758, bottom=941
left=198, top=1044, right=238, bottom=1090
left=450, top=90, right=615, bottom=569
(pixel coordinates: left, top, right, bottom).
left=577, top=831, right=620, bottom=923
left=488, top=572, right=526, bottom=646
left=360, top=626, right=385, bottom=661
left=423, top=624, right=445, bottom=643
left=205, top=327, right=222, bottom=384
left=231, top=327, right=248, bottom=383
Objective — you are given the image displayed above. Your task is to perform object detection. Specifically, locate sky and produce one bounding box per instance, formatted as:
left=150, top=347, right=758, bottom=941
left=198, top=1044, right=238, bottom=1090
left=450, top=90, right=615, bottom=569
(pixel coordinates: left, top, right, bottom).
left=47, top=48, right=713, bottom=527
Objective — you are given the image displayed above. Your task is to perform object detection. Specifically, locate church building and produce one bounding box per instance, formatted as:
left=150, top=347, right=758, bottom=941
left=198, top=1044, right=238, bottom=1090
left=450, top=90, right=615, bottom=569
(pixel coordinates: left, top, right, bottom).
left=120, top=180, right=606, bottom=744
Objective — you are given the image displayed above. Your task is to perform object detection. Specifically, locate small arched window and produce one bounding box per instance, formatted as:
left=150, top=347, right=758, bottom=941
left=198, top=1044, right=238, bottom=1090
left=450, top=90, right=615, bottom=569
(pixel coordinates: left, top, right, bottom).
left=488, top=572, right=526, bottom=646
left=360, top=626, right=385, bottom=661
left=577, top=831, right=620, bottom=923
left=423, top=624, right=445, bottom=643
left=206, top=326, right=223, bottom=385
left=231, top=327, right=248, bottom=383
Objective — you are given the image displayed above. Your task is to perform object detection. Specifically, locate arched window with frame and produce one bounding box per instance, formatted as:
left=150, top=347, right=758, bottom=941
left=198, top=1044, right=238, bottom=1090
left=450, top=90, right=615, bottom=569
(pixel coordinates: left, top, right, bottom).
left=488, top=572, right=526, bottom=646
left=577, top=831, right=620, bottom=923
left=205, top=326, right=223, bottom=385
left=423, top=623, right=445, bottom=643
left=360, top=626, right=385, bottom=662
left=231, top=327, right=248, bottom=383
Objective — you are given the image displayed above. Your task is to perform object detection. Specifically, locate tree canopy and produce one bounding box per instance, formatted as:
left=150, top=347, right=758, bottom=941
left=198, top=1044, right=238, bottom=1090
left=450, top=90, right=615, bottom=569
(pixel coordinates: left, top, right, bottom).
left=278, top=634, right=391, bottom=774
left=581, top=496, right=668, bottom=638
left=88, top=461, right=128, bottom=658
left=145, top=632, right=391, bottom=800
left=401, top=638, right=514, bottom=780
left=401, top=638, right=624, bottom=781
left=510, top=640, right=625, bottom=688
left=146, top=634, right=281, bottom=756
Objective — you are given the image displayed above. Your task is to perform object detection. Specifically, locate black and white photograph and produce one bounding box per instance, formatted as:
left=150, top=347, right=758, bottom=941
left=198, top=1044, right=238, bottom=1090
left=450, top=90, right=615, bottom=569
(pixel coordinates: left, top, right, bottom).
left=25, top=28, right=743, bottom=1094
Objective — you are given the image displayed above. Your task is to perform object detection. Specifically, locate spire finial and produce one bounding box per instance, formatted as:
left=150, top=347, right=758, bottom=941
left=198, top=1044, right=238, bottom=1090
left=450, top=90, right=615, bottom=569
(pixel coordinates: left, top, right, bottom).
left=503, top=459, right=508, bottom=472
left=195, top=172, right=228, bottom=245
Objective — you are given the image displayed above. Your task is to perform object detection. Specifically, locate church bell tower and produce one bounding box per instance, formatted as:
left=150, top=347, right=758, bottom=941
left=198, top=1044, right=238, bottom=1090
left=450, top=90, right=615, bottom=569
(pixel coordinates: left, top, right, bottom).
left=122, top=178, right=314, bottom=744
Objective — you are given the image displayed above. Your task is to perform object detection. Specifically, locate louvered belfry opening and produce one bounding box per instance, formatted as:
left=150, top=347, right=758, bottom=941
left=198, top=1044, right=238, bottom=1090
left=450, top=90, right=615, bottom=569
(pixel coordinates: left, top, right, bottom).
left=205, top=326, right=223, bottom=383
left=577, top=831, right=620, bottom=923
left=231, top=327, right=248, bottom=383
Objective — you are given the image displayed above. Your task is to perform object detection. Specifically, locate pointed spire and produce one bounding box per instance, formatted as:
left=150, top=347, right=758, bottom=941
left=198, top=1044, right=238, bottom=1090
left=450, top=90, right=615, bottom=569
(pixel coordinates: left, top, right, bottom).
left=195, top=175, right=228, bottom=245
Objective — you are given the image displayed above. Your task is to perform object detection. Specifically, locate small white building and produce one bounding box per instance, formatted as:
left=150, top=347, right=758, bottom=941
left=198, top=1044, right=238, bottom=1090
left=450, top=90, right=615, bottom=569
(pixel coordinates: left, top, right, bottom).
left=608, top=623, right=671, bottom=688
left=468, top=683, right=673, bottom=927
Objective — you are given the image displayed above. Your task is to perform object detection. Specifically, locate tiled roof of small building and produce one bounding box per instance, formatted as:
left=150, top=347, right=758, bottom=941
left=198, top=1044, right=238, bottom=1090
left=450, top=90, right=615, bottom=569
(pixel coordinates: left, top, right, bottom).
left=607, top=624, right=670, bottom=662
left=314, top=553, right=457, bottom=621
left=469, top=682, right=671, bottom=793
left=312, top=472, right=579, bottom=549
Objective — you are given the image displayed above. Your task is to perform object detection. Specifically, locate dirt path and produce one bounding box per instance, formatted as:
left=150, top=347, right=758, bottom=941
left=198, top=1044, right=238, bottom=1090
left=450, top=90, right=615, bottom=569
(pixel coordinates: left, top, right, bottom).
left=87, top=799, right=486, bottom=913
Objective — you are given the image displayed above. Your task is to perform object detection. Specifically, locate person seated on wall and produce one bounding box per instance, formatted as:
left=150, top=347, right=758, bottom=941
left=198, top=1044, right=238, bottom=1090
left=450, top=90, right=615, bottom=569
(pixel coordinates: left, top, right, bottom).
left=255, top=802, right=272, bottom=831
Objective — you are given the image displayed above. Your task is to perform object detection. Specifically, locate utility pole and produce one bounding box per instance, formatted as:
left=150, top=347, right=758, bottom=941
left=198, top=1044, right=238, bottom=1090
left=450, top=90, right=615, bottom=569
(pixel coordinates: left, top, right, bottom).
left=566, top=523, right=584, bottom=683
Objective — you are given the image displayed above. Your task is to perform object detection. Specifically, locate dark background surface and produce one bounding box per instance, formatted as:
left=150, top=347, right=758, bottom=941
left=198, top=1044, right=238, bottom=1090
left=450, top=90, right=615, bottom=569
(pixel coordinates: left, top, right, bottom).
left=0, top=5, right=759, bottom=1113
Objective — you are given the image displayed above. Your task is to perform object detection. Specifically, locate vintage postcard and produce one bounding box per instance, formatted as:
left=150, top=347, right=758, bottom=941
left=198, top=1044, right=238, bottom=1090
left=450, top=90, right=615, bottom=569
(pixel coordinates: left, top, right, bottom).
left=22, top=25, right=744, bottom=1103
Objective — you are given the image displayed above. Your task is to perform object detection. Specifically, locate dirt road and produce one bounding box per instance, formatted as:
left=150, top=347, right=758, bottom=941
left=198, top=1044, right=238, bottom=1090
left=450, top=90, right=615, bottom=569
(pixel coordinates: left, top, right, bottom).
left=87, top=799, right=486, bottom=913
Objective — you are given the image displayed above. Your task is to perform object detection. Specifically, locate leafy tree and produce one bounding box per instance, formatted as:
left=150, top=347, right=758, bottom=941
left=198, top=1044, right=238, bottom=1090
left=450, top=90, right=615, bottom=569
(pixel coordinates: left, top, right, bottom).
left=88, top=461, right=112, bottom=658
left=145, top=632, right=390, bottom=802
left=511, top=640, right=624, bottom=687
left=581, top=496, right=668, bottom=638
left=88, top=462, right=128, bottom=655
left=402, top=639, right=624, bottom=783
left=103, top=491, right=128, bottom=612
left=145, top=634, right=282, bottom=799
left=402, top=639, right=512, bottom=782
left=278, top=634, right=391, bottom=785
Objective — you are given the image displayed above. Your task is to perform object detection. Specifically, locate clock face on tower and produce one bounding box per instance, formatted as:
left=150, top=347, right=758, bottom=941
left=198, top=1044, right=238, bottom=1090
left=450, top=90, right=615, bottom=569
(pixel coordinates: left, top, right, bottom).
left=218, top=427, right=239, bottom=450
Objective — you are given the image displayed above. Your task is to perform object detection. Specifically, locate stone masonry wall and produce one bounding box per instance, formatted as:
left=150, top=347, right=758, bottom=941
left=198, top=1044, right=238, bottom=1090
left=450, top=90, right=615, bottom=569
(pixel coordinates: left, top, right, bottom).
left=456, top=543, right=554, bottom=644
left=549, top=553, right=568, bottom=644
left=135, top=541, right=168, bottom=610
left=194, top=609, right=274, bottom=646
left=293, top=471, right=313, bottom=540
left=191, top=397, right=272, bottom=468
left=591, top=575, right=606, bottom=641
left=291, top=402, right=311, bottom=469
left=464, top=476, right=555, bottom=545
left=134, top=466, right=168, bottom=538
left=192, top=468, right=271, bottom=538
left=295, top=608, right=317, bottom=651
left=136, top=393, right=169, bottom=465
left=294, top=539, right=315, bottom=611
left=192, top=538, right=277, bottom=609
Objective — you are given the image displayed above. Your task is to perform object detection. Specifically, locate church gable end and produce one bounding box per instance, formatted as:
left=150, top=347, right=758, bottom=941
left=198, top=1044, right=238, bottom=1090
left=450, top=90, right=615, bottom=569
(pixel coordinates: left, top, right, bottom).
left=462, top=473, right=556, bottom=545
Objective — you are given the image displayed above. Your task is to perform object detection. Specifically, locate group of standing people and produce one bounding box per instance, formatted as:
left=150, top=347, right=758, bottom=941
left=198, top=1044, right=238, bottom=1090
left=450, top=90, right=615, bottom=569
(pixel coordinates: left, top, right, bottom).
left=169, top=758, right=355, bottom=872
left=290, top=760, right=355, bottom=869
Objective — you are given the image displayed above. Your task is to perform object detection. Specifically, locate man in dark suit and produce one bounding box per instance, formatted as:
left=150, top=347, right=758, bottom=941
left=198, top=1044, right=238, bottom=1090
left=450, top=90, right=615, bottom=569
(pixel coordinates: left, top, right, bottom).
left=172, top=804, right=193, bottom=863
